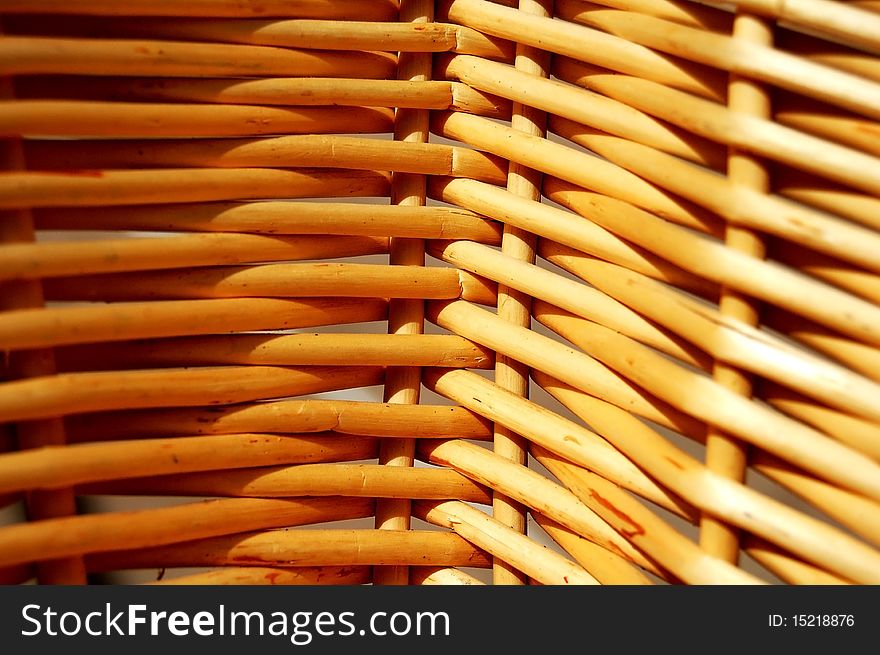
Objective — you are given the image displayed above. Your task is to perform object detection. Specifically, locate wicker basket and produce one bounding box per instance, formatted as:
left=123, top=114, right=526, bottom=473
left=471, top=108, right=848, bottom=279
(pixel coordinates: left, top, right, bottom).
left=1, top=0, right=879, bottom=586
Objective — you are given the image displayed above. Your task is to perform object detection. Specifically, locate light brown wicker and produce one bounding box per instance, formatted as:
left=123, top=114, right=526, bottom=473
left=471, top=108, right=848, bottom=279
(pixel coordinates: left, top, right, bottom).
left=1, top=0, right=879, bottom=585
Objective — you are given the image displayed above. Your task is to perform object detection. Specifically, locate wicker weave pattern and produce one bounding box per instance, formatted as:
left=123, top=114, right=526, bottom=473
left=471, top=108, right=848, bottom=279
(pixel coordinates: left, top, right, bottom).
left=1, top=0, right=879, bottom=585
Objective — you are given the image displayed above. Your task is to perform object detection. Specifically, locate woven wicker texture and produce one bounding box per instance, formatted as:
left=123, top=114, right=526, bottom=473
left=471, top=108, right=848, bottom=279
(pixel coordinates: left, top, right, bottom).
left=1, top=0, right=879, bottom=585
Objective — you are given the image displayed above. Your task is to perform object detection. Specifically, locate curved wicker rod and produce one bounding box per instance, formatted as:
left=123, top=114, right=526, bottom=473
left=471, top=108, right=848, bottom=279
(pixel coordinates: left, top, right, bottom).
left=430, top=176, right=720, bottom=292
left=152, top=566, right=373, bottom=586
left=552, top=61, right=880, bottom=195
left=39, top=263, right=465, bottom=303
left=431, top=239, right=710, bottom=370
left=434, top=111, right=716, bottom=233
left=535, top=372, right=880, bottom=584
left=12, top=76, right=511, bottom=118
left=0, top=496, right=375, bottom=568
left=80, top=463, right=492, bottom=504
left=0, top=296, right=387, bottom=352
left=742, top=536, right=850, bottom=585
left=428, top=302, right=705, bottom=440
left=544, top=179, right=880, bottom=347
left=760, top=307, right=880, bottom=384
left=692, top=0, right=880, bottom=52
left=531, top=445, right=763, bottom=584
left=0, top=0, right=400, bottom=21
left=421, top=366, right=698, bottom=518
left=533, top=306, right=880, bottom=503
left=0, top=37, right=397, bottom=79
left=0, top=234, right=391, bottom=282
left=0, top=434, right=380, bottom=495
left=773, top=93, right=880, bottom=158
left=418, top=439, right=663, bottom=578
left=411, top=567, right=486, bottom=585
left=761, top=382, right=880, bottom=460
left=0, top=168, right=391, bottom=210
left=53, top=334, right=493, bottom=372
left=415, top=500, right=598, bottom=585
left=22, top=137, right=506, bottom=185
left=531, top=513, right=654, bottom=584
left=772, top=168, right=880, bottom=232
left=750, top=451, right=880, bottom=547
left=439, top=54, right=724, bottom=169
left=29, top=202, right=500, bottom=240
left=86, top=529, right=492, bottom=571
left=61, top=400, right=493, bottom=444
left=537, top=243, right=880, bottom=425
left=442, top=0, right=725, bottom=100
left=0, top=102, right=394, bottom=138
left=550, top=117, right=880, bottom=270
left=11, top=16, right=510, bottom=60
left=0, top=365, right=385, bottom=423
left=779, top=31, right=880, bottom=83
left=770, top=240, right=880, bottom=305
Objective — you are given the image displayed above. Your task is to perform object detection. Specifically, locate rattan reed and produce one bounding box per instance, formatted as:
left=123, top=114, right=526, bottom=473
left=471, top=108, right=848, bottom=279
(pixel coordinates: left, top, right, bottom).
left=1, top=0, right=879, bottom=585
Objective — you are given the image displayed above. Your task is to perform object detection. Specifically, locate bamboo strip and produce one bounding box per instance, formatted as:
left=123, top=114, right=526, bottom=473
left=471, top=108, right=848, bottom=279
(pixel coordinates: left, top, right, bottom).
left=421, top=366, right=697, bottom=517
left=442, top=0, right=726, bottom=100
left=53, top=334, right=493, bottom=371
left=0, top=75, right=86, bottom=584
left=558, top=0, right=731, bottom=31
left=429, top=176, right=720, bottom=293
left=0, top=434, right=380, bottom=494
left=694, top=0, right=880, bottom=52
left=531, top=512, right=654, bottom=584
left=418, top=439, right=664, bottom=576
left=29, top=202, right=501, bottom=241
left=0, top=36, right=397, bottom=79
left=431, top=239, right=710, bottom=369
left=415, top=500, right=598, bottom=585
left=86, top=529, right=491, bottom=570
left=0, top=0, right=401, bottom=20
left=0, top=365, right=386, bottom=423
left=12, top=76, right=511, bottom=117
left=550, top=114, right=880, bottom=254
left=152, top=566, right=373, bottom=586
left=0, top=168, right=391, bottom=210
left=533, top=306, right=880, bottom=503
left=534, top=372, right=880, bottom=583
left=0, top=297, right=387, bottom=351
left=62, top=399, right=492, bottom=443
left=81, top=463, right=492, bottom=504
left=551, top=59, right=880, bottom=194
left=760, top=382, right=880, bottom=461
left=0, top=234, right=388, bottom=281
left=536, top=246, right=880, bottom=425
left=558, top=2, right=880, bottom=118
left=1, top=101, right=393, bottom=138
left=742, top=537, right=850, bottom=585
left=41, top=263, right=465, bottom=303
left=434, top=110, right=716, bottom=232
left=374, top=0, right=434, bottom=586
left=490, top=0, right=553, bottom=586
left=531, top=445, right=763, bottom=584
left=23, top=136, right=506, bottom=185
left=411, top=566, right=486, bottom=585
left=751, top=451, right=880, bottom=547
left=0, top=497, right=375, bottom=568
left=544, top=178, right=880, bottom=347
left=440, top=53, right=724, bottom=169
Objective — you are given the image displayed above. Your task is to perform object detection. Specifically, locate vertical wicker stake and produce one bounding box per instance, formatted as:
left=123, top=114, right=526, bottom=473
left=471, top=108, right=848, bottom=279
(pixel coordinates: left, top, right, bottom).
left=373, top=0, right=434, bottom=586
left=699, top=12, right=773, bottom=563
left=0, top=66, right=86, bottom=583
left=492, top=0, right=554, bottom=585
